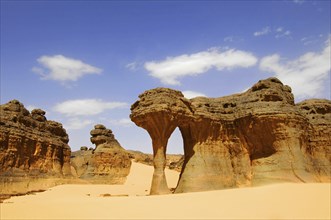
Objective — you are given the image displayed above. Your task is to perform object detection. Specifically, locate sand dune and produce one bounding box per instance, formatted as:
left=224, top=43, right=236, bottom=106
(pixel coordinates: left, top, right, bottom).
left=1, top=162, right=330, bottom=219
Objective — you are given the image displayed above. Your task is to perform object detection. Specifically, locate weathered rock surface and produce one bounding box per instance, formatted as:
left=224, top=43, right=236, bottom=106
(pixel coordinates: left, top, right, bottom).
left=168, top=155, right=184, bottom=172
left=130, top=77, right=331, bottom=194
left=0, top=100, right=71, bottom=177
left=0, top=100, right=72, bottom=196
left=71, top=124, right=131, bottom=184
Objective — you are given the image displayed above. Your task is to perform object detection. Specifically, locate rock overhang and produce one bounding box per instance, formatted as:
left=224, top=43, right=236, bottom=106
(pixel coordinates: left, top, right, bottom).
left=130, top=77, right=331, bottom=194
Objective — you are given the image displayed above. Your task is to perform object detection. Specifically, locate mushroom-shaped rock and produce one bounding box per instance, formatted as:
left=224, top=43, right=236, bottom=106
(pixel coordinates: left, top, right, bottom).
left=130, top=77, right=331, bottom=194
left=131, top=88, right=193, bottom=194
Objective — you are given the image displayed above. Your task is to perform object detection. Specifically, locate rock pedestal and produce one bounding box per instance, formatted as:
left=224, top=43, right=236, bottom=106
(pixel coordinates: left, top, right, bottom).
left=130, top=77, right=331, bottom=194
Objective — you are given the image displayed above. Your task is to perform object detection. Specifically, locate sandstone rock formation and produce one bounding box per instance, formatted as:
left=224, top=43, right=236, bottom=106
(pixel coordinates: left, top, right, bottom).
left=168, top=155, right=184, bottom=172
left=127, top=150, right=183, bottom=171
left=71, top=124, right=131, bottom=183
left=0, top=100, right=71, bottom=177
left=0, top=100, right=72, bottom=196
left=130, top=77, right=331, bottom=194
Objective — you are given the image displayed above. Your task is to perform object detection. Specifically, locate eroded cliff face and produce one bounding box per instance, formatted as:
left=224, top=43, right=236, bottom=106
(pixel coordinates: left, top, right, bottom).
left=71, top=124, right=131, bottom=184
left=0, top=100, right=72, bottom=196
left=130, top=77, right=331, bottom=194
left=296, top=99, right=331, bottom=182
left=0, top=100, right=71, bottom=177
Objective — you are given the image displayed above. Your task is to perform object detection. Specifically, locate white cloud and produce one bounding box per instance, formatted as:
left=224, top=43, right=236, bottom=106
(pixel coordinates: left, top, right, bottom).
left=301, top=35, right=324, bottom=46
left=254, top=26, right=271, bottom=36
left=144, top=48, right=258, bottom=85
left=224, top=36, right=234, bottom=42
left=276, top=27, right=283, bottom=32
left=53, top=99, right=128, bottom=117
left=275, top=30, right=291, bottom=39
left=284, top=30, right=291, bottom=36
left=182, top=90, right=206, bottom=99
left=126, top=62, right=139, bottom=71
left=223, top=36, right=243, bottom=43
left=260, top=36, right=331, bottom=99
left=33, top=55, right=102, bottom=82
left=301, top=37, right=317, bottom=46
left=109, top=118, right=133, bottom=127
left=64, top=118, right=94, bottom=130
left=254, top=26, right=291, bottom=39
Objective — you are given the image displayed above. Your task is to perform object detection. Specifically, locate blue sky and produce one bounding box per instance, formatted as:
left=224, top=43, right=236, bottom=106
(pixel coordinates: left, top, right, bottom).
left=1, top=0, right=330, bottom=154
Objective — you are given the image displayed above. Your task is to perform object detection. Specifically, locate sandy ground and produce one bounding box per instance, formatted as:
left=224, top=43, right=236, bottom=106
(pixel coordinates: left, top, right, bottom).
left=1, top=162, right=330, bottom=220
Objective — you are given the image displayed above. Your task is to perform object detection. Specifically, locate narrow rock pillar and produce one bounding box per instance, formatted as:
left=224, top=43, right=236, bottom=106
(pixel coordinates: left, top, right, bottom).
left=150, top=137, right=170, bottom=195
left=147, top=116, right=176, bottom=195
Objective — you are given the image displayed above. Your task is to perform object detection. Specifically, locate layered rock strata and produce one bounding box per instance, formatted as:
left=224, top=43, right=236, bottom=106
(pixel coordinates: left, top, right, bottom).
left=0, top=100, right=71, bottom=177
left=130, top=77, right=331, bottom=194
left=71, top=124, right=131, bottom=184
left=0, top=100, right=72, bottom=195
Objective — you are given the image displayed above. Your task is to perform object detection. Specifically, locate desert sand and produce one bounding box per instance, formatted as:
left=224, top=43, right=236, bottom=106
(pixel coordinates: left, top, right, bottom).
left=1, top=161, right=330, bottom=220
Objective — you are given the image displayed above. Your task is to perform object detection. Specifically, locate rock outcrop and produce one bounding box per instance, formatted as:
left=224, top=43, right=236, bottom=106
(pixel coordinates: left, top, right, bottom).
left=0, top=100, right=71, bottom=177
left=127, top=150, right=183, bottom=171
left=0, top=100, right=72, bottom=196
left=130, top=77, right=331, bottom=194
left=71, top=124, right=131, bottom=184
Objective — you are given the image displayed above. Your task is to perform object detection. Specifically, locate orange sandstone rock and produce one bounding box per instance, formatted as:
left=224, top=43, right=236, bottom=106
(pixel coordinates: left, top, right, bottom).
left=130, top=77, right=331, bottom=194
left=0, top=100, right=71, bottom=177
left=71, top=124, right=131, bottom=184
